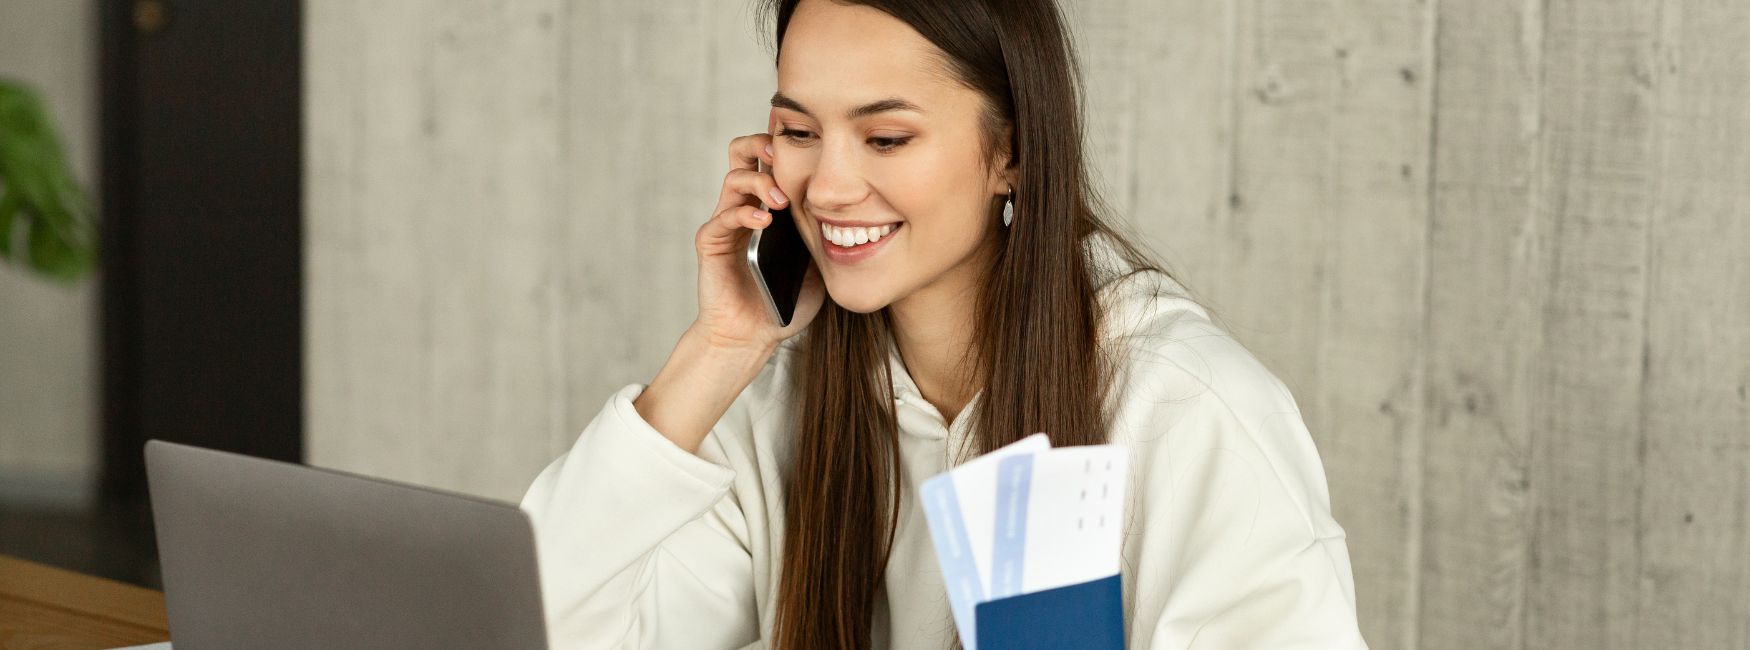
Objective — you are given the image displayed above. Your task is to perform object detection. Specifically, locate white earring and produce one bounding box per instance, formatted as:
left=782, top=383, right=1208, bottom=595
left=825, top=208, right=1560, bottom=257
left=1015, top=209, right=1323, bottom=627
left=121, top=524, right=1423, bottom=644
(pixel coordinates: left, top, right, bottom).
left=1002, top=185, right=1014, bottom=227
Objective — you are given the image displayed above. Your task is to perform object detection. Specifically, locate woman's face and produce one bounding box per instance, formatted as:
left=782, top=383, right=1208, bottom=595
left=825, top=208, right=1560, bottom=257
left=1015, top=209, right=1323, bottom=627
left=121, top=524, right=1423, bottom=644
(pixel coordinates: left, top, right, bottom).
left=771, top=0, right=1012, bottom=314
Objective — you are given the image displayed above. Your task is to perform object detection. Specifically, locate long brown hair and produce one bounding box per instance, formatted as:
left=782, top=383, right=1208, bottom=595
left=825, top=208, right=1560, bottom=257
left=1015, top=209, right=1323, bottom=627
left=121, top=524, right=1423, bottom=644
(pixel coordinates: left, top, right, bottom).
left=758, top=0, right=1166, bottom=647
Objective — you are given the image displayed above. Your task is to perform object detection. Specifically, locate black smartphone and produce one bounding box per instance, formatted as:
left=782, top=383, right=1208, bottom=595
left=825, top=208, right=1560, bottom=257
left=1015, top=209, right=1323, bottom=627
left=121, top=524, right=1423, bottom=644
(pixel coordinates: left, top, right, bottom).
left=745, top=161, right=811, bottom=327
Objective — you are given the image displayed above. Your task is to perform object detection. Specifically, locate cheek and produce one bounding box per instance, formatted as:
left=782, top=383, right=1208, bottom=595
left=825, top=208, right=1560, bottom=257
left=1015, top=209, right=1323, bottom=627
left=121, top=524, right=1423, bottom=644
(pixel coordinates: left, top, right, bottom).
left=881, top=159, right=990, bottom=252
left=900, top=200, right=986, bottom=253
left=772, top=164, right=803, bottom=201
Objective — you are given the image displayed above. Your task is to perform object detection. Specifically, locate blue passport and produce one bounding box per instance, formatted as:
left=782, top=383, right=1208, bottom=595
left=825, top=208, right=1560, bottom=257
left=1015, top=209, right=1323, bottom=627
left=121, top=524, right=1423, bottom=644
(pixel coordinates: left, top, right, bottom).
left=974, top=573, right=1125, bottom=649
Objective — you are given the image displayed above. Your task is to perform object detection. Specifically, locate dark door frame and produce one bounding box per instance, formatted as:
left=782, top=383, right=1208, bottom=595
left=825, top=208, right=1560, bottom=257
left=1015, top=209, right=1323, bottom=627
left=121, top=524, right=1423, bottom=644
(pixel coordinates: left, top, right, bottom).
left=99, top=0, right=304, bottom=507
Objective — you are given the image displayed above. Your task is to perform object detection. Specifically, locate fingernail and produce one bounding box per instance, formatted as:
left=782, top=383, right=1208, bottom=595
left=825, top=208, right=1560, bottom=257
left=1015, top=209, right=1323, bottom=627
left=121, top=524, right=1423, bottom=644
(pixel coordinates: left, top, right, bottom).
left=764, top=144, right=774, bottom=157
left=768, top=187, right=788, bottom=204
left=757, top=210, right=772, bottom=221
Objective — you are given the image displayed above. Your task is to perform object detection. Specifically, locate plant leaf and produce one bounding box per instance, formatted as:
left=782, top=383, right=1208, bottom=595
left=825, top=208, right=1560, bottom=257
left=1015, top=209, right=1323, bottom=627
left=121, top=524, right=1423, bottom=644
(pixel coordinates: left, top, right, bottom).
left=25, top=204, right=90, bottom=282
left=0, top=78, right=97, bottom=281
left=0, top=186, right=18, bottom=259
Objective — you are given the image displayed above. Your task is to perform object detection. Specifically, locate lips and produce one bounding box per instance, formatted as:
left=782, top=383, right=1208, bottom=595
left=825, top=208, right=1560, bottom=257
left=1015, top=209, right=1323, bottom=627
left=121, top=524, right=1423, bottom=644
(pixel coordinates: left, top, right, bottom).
left=816, top=221, right=901, bottom=265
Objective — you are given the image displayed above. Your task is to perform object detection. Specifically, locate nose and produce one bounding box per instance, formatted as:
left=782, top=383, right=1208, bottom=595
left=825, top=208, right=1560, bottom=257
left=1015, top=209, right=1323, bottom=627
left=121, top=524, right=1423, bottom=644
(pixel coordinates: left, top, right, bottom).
left=801, top=136, right=869, bottom=213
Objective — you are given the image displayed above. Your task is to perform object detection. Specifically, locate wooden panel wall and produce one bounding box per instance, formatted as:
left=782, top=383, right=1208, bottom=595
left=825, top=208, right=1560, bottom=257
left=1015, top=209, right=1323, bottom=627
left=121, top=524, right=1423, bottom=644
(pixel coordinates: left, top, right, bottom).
left=1634, top=1, right=1750, bottom=645
left=304, top=0, right=776, bottom=502
left=305, top=1, right=1750, bottom=646
left=305, top=0, right=570, bottom=500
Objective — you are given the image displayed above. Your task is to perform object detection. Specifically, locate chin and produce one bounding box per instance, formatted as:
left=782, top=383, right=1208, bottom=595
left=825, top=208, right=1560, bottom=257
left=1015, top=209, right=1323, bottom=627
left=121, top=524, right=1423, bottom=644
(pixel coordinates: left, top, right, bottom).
left=823, top=282, right=894, bottom=314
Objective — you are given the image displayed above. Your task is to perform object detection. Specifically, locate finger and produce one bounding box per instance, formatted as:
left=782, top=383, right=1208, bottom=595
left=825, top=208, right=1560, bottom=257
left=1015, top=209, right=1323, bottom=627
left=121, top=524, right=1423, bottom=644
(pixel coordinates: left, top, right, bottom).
left=701, top=204, right=772, bottom=241
left=695, top=204, right=771, bottom=255
left=716, top=167, right=789, bottom=214
left=727, top=132, right=775, bottom=172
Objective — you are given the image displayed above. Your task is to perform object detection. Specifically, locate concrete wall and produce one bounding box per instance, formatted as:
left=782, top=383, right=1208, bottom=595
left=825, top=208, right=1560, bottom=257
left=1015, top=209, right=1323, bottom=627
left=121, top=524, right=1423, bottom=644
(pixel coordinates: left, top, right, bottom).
left=305, top=1, right=1750, bottom=647
left=0, top=0, right=100, bottom=511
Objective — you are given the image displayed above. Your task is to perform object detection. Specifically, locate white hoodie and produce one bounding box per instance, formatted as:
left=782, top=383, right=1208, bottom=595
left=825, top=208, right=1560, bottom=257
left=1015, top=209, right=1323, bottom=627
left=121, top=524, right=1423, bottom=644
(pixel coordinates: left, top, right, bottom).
left=520, top=235, right=1370, bottom=649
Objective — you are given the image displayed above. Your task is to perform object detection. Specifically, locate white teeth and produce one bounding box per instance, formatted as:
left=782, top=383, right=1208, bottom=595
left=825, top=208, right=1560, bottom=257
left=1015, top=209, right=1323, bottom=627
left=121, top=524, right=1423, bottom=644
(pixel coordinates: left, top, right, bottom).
left=819, top=223, right=899, bottom=248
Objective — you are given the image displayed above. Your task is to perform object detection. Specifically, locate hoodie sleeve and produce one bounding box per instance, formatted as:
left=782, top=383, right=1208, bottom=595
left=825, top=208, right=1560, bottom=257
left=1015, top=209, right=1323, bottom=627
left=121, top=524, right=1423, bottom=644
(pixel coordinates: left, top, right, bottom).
left=520, top=383, right=761, bottom=649
left=1106, top=278, right=1369, bottom=649
left=1126, top=395, right=1370, bottom=649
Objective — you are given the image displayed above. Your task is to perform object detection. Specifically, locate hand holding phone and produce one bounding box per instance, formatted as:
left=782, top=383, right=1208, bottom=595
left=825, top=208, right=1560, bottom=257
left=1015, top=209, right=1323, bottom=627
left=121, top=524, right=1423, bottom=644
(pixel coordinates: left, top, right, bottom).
left=686, top=126, right=823, bottom=356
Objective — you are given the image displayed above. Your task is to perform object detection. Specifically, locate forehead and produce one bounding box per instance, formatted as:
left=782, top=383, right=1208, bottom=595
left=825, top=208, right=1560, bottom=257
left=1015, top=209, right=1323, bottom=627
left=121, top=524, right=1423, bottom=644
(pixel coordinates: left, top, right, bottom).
left=777, top=0, right=959, bottom=111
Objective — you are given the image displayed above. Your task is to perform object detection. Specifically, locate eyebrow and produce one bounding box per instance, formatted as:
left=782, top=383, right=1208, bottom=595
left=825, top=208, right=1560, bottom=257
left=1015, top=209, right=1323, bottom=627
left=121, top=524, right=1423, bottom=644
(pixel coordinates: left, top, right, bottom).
left=770, top=91, right=925, bottom=120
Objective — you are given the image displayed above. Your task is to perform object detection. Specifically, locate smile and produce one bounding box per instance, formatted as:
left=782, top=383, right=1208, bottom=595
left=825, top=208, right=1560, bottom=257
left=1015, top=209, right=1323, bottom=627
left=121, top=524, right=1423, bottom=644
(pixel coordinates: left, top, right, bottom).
left=820, top=222, right=899, bottom=248
left=816, top=221, right=902, bottom=265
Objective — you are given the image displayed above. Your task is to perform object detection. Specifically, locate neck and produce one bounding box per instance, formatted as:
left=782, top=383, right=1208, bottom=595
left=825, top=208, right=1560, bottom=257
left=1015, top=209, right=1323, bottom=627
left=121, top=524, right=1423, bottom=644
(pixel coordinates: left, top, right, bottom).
left=888, top=238, right=998, bottom=426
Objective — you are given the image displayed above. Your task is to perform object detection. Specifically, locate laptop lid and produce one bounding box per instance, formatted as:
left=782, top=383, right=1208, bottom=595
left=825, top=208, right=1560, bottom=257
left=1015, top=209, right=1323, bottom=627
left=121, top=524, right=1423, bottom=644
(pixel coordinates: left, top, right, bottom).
left=144, top=439, right=548, bottom=649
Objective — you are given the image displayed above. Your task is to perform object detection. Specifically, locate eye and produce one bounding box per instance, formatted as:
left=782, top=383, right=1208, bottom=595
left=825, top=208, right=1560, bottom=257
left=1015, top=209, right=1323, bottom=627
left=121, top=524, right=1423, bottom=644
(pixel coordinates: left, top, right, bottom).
left=777, top=127, right=816, bottom=144
left=777, top=128, right=912, bottom=153
left=869, top=136, right=912, bottom=153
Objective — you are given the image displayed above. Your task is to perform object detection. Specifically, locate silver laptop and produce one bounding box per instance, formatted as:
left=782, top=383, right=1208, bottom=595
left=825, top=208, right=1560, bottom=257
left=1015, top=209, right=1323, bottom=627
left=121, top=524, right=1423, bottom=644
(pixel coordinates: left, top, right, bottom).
left=144, top=439, right=548, bottom=649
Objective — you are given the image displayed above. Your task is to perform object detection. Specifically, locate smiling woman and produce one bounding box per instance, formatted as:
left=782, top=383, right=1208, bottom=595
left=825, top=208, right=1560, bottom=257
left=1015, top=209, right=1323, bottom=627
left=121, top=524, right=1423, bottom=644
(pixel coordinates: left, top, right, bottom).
left=518, top=0, right=1369, bottom=648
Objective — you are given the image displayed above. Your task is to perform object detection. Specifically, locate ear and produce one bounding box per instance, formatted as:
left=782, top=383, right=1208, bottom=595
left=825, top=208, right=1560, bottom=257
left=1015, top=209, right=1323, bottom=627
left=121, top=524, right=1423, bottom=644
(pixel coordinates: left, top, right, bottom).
left=990, top=168, right=1017, bottom=197
left=987, top=124, right=1016, bottom=195
left=991, top=171, right=1017, bottom=199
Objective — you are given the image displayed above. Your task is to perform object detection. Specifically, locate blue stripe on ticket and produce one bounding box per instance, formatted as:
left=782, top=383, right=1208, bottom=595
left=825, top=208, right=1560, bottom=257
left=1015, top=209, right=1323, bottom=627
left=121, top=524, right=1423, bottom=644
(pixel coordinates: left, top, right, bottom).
left=990, top=453, right=1034, bottom=599
left=920, top=473, right=985, bottom=649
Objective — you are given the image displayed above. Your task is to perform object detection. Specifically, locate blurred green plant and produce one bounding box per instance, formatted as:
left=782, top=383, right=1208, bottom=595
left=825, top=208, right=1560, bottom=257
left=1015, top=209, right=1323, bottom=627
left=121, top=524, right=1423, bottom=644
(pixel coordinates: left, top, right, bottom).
left=0, top=79, right=97, bottom=283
